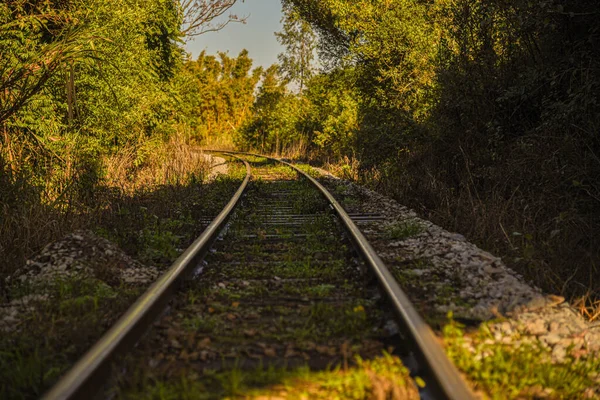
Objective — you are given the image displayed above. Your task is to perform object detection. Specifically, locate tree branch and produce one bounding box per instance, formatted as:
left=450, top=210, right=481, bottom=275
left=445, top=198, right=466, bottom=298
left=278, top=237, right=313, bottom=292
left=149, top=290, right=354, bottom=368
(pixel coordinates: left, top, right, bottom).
left=180, top=0, right=248, bottom=38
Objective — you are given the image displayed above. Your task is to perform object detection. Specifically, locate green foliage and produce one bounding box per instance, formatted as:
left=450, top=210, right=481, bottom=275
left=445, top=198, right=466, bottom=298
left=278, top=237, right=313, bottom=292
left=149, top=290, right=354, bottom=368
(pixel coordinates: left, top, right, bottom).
left=238, top=64, right=360, bottom=157
left=384, top=220, right=424, bottom=240
left=271, top=0, right=600, bottom=303
left=3, top=0, right=183, bottom=142
left=276, top=3, right=317, bottom=94
left=181, top=49, right=262, bottom=146
left=240, top=0, right=434, bottom=159
left=301, top=68, right=359, bottom=158
left=0, top=0, right=261, bottom=289
left=238, top=65, right=304, bottom=153
left=0, top=0, right=191, bottom=236
left=0, top=0, right=85, bottom=124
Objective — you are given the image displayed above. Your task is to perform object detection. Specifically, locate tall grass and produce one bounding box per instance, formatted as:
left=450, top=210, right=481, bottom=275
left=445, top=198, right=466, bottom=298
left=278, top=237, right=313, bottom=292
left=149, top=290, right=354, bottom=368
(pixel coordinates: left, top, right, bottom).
left=104, top=135, right=209, bottom=193
left=0, top=133, right=210, bottom=289
left=352, top=131, right=600, bottom=304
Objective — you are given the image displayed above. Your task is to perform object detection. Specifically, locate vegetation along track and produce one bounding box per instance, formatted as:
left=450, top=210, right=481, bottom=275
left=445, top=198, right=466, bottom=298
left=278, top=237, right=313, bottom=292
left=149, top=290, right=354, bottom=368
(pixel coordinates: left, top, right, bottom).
left=44, top=154, right=473, bottom=399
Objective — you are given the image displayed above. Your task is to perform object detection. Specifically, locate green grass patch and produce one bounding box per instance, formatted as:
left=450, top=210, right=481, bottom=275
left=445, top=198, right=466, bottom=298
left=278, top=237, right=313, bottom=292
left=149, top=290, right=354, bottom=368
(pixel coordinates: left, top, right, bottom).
left=118, top=354, right=417, bottom=400
left=294, top=163, right=322, bottom=179
left=0, top=277, right=141, bottom=398
left=301, top=302, right=374, bottom=339
left=182, top=315, right=217, bottom=333
left=305, top=284, right=337, bottom=297
left=384, top=220, right=424, bottom=240
left=444, top=315, right=600, bottom=399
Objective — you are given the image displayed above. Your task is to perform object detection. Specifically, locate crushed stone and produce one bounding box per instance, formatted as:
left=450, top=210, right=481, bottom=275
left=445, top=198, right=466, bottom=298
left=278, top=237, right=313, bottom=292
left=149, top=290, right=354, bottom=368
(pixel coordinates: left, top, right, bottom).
left=200, top=153, right=229, bottom=180
left=1, top=230, right=158, bottom=332
left=314, top=170, right=600, bottom=364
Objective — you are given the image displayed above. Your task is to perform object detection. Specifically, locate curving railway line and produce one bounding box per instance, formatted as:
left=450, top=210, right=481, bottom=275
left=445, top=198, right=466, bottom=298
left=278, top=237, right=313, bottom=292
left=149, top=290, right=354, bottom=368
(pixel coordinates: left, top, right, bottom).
left=43, top=153, right=474, bottom=400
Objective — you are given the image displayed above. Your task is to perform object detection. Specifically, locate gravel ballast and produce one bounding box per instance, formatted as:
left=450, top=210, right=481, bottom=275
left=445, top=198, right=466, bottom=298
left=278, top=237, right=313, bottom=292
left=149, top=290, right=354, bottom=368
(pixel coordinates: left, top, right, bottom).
left=313, top=169, right=600, bottom=367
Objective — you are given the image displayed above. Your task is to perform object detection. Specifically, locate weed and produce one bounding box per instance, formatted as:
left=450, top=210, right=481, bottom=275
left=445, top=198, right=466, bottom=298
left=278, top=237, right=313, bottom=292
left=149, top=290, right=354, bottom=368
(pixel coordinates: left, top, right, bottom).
left=0, top=277, right=140, bottom=398
left=182, top=316, right=217, bottom=332
left=304, top=302, right=373, bottom=338
left=117, top=354, right=417, bottom=400
left=238, top=354, right=417, bottom=399
left=384, top=220, right=424, bottom=240
left=306, top=284, right=336, bottom=297
left=443, top=315, right=600, bottom=398
left=118, top=376, right=209, bottom=400
left=294, top=163, right=321, bottom=179
left=0, top=346, right=68, bottom=399
left=342, top=197, right=360, bottom=208
left=138, top=227, right=181, bottom=264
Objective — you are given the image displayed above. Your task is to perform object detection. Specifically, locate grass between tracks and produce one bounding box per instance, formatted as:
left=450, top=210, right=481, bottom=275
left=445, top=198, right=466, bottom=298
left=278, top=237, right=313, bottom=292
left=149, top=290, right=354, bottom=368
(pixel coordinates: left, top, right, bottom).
left=120, top=354, right=417, bottom=400
left=0, top=149, right=246, bottom=399
left=112, top=158, right=419, bottom=399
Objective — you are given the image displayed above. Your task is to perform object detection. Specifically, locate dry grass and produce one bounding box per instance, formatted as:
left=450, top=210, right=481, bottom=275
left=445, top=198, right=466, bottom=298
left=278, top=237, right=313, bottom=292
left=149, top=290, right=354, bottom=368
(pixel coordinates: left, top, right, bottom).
left=104, top=136, right=210, bottom=193
left=573, top=294, right=600, bottom=322
left=0, top=133, right=211, bottom=286
left=1, top=138, right=83, bottom=283
left=324, top=156, right=361, bottom=181
left=309, top=134, right=600, bottom=319
left=203, top=133, right=237, bottom=151
left=278, top=140, right=310, bottom=160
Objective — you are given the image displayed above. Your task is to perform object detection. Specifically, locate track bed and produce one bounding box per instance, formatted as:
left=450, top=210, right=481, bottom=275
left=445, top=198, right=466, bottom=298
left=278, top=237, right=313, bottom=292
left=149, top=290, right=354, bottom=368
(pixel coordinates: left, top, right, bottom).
left=111, top=157, right=415, bottom=398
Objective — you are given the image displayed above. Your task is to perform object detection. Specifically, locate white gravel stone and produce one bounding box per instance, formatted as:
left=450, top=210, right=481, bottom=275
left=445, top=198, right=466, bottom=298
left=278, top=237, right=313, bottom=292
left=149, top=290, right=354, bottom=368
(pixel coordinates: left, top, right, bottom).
left=201, top=153, right=229, bottom=180
left=313, top=169, right=600, bottom=364
left=1, top=230, right=158, bottom=332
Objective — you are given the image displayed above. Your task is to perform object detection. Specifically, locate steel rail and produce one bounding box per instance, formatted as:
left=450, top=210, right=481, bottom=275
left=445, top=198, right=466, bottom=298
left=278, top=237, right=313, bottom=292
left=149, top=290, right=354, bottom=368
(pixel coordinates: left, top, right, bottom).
left=43, top=155, right=251, bottom=400
left=214, top=151, right=475, bottom=400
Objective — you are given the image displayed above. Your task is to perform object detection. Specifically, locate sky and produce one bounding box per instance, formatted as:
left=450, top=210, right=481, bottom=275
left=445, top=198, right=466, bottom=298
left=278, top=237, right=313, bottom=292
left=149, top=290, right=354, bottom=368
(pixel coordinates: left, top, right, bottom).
left=184, top=0, right=284, bottom=70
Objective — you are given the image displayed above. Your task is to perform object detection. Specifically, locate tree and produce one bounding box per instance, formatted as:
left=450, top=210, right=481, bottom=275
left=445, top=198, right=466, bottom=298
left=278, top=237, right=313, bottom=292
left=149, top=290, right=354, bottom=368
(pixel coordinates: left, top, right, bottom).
left=238, top=65, right=304, bottom=153
left=302, top=69, right=359, bottom=158
left=0, top=3, right=93, bottom=125
left=179, top=0, right=247, bottom=38
left=181, top=50, right=262, bottom=145
left=275, top=4, right=316, bottom=94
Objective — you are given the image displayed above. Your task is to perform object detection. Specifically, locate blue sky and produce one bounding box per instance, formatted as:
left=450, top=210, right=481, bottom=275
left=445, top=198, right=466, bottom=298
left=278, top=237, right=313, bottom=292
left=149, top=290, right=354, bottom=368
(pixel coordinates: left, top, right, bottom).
left=184, top=0, right=284, bottom=70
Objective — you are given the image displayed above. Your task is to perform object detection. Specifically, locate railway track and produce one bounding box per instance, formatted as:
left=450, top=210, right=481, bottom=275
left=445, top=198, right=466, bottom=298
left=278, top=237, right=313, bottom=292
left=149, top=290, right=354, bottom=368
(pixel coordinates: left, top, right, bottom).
left=43, top=153, right=474, bottom=399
